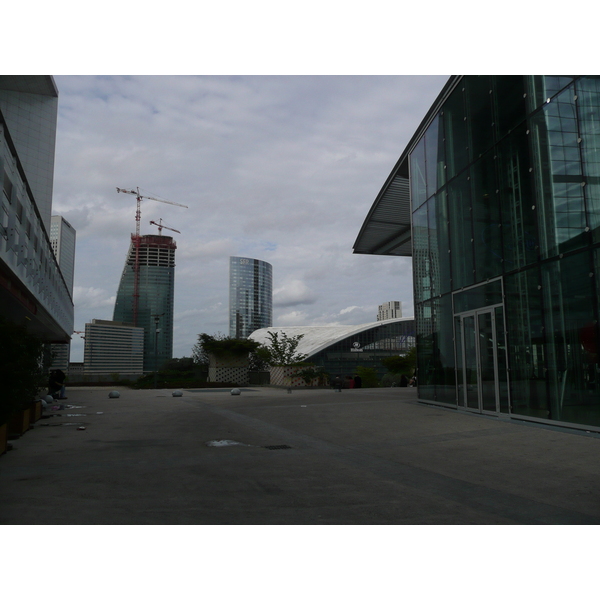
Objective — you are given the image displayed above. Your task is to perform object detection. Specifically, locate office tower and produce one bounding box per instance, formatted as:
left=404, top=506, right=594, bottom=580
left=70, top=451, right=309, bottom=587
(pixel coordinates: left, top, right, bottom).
left=50, top=215, right=76, bottom=297
left=229, top=256, right=272, bottom=338
left=113, top=234, right=176, bottom=372
left=377, top=301, right=402, bottom=321
left=83, top=319, right=144, bottom=377
left=0, top=76, right=73, bottom=343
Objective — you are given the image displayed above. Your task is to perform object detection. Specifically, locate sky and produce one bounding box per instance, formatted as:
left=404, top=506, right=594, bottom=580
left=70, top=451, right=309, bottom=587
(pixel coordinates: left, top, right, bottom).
left=51, top=75, right=449, bottom=361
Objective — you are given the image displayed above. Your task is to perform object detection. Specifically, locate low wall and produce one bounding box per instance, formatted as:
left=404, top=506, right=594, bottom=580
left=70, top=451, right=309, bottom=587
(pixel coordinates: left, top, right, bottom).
left=270, top=366, right=319, bottom=387
left=208, top=354, right=249, bottom=385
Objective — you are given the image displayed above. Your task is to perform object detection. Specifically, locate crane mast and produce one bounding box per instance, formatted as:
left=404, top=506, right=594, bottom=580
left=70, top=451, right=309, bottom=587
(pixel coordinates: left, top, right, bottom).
left=116, top=187, right=187, bottom=326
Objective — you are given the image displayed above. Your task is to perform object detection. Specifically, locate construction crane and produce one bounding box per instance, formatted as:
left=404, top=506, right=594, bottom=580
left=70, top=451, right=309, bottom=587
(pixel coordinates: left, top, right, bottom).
left=116, top=187, right=188, bottom=326
left=149, top=218, right=181, bottom=236
left=116, top=187, right=188, bottom=239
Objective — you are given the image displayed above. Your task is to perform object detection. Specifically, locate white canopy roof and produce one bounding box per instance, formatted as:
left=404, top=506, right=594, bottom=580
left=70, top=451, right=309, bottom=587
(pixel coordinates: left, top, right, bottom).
left=248, top=317, right=413, bottom=359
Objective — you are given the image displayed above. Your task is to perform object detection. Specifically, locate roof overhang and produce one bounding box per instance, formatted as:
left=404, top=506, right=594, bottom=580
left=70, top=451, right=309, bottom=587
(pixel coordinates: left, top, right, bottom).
left=0, top=75, right=58, bottom=97
left=353, top=75, right=461, bottom=257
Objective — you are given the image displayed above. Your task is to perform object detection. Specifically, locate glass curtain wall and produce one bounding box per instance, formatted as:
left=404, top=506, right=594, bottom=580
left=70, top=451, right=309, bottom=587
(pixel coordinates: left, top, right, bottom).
left=410, top=75, right=600, bottom=428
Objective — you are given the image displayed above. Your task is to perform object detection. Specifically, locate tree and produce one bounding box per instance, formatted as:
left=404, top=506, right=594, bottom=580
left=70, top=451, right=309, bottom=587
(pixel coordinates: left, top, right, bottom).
left=380, top=347, right=417, bottom=375
left=297, top=365, right=327, bottom=386
left=161, top=357, right=196, bottom=371
left=193, top=333, right=261, bottom=361
left=255, top=331, right=307, bottom=366
left=353, top=366, right=379, bottom=388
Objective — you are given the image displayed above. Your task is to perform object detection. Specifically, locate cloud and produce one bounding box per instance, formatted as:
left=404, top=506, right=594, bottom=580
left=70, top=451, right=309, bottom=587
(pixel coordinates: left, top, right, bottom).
left=51, top=75, right=447, bottom=360
left=73, top=286, right=116, bottom=311
left=273, top=280, right=318, bottom=308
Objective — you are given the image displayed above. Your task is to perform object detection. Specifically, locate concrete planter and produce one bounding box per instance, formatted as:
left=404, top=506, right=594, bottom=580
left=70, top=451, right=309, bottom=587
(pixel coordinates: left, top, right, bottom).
left=208, top=354, right=249, bottom=385
left=29, top=400, right=42, bottom=424
left=270, top=366, right=319, bottom=387
left=8, top=408, right=31, bottom=437
left=0, top=422, right=7, bottom=456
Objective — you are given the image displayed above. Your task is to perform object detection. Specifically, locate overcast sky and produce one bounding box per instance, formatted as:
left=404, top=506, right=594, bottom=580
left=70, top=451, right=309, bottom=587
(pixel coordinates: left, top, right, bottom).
left=52, top=75, right=449, bottom=361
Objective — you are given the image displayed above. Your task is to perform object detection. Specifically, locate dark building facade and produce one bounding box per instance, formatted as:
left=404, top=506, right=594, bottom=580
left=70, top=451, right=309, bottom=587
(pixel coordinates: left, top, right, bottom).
left=355, top=75, right=600, bottom=431
left=0, top=76, right=73, bottom=344
left=113, top=234, right=176, bottom=372
left=229, top=256, right=272, bottom=338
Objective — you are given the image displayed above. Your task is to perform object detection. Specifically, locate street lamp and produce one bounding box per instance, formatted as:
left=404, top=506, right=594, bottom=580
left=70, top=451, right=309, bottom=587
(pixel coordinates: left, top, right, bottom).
left=152, top=313, right=164, bottom=389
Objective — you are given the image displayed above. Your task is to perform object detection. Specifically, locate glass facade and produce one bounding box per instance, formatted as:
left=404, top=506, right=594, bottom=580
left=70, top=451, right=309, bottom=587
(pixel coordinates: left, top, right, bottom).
left=229, top=256, right=273, bottom=338
left=50, top=215, right=76, bottom=297
left=308, top=319, right=416, bottom=380
left=408, top=75, right=600, bottom=429
left=113, top=235, right=176, bottom=372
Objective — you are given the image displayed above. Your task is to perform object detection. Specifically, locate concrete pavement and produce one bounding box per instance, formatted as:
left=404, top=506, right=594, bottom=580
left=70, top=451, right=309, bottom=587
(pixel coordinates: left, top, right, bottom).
left=1, top=385, right=599, bottom=524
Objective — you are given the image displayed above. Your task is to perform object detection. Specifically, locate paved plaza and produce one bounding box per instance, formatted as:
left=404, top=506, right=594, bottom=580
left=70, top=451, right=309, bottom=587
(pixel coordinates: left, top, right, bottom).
left=1, top=385, right=599, bottom=525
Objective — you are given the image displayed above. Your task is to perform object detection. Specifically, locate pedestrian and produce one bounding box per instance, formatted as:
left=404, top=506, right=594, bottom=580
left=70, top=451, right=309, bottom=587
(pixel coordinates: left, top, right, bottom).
left=48, top=369, right=67, bottom=399
left=333, top=375, right=343, bottom=392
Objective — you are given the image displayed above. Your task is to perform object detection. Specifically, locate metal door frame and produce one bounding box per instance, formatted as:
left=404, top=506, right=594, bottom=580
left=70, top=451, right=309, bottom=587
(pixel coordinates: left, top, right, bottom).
left=455, top=305, right=504, bottom=414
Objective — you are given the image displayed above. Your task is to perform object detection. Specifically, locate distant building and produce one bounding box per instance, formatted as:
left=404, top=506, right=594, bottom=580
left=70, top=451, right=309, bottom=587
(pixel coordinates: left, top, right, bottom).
left=83, top=319, right=144, bottom=377
left=50, top=215, right=76, bottom=296
left=229, top=256, right=272, bottom=338
left=49, top=215, right=76, bottom=369
left=50, top=343, right=69, bottom=371
left=0, top=75, right=73, bottom=345
left=377, top=301, right=402, bottom=321
left=250, top=318, right=415, bottom=381
left=113, top=234, right=176, bottom=372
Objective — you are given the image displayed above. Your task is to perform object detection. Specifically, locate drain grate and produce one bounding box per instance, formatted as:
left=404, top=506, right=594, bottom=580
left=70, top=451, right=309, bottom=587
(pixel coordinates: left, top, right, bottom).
left=264, top=445, right=293, bottom=450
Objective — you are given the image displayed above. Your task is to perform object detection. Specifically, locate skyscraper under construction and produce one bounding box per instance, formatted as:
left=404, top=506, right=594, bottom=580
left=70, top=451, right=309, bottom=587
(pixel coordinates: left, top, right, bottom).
left=113, top=234, right=176, bottom=372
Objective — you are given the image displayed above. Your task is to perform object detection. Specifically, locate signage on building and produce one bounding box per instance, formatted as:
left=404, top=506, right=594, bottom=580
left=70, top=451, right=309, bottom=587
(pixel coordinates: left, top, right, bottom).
left=350, top=341, right=363, bottom=353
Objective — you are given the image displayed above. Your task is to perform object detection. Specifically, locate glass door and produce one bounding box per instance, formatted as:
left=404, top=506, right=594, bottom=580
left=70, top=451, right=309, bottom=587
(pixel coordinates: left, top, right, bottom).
left=456, top=307, right=504, bottom=413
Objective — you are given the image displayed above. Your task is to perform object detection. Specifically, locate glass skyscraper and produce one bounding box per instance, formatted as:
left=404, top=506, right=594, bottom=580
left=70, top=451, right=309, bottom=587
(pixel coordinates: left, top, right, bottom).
left=113, top=234, right=176, bottom=372
left=356, top=76, right=600, bottom=431
left=50, top=215, right=76, bottom=297
left=229, top=256, right=272, bottom=338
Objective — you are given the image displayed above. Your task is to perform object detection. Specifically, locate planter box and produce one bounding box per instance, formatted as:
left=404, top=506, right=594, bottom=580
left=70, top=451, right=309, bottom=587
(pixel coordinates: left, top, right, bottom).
left=8, top=408, right=31, bottom=436
left=0, top=422, right=7, bottom=456
left=270, top=366, right=320, bottom=387
left=29, top=400, right=42, bottom=423
left=208, top=354, right=249, bottom=385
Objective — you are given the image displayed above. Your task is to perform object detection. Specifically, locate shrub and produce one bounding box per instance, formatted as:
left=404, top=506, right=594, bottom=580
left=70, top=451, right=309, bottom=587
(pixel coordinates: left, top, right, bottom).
left=353, top=366, right=379, bottom=388
left=0, top=317, right=49, bottom=424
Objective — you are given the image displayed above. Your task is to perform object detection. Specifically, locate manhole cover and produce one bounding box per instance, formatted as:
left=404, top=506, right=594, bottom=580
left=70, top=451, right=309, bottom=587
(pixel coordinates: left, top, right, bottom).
left=263, top=445, right=293, bottom=450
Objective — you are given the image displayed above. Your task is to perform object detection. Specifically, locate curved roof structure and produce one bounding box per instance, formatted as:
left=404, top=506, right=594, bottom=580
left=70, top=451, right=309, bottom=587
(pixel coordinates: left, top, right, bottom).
left=249, top=317, right=414, bottom=359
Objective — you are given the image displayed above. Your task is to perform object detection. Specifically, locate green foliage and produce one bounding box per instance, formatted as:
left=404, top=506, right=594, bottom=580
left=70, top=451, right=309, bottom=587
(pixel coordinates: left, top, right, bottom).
left=193, top=333, right=261, bottom=361
left=296, top=364, right=323, bottom=386
left=381, top=373, right=409, bottom=387
left=380, top=347, right=417, bottom=375
left=353, top=366, right=379, bottom=388
left=258, top=331, right=307, bottom=366
left=0, top=317, right=48, bottom=424
left=161, top=357, right=196, bottom=372
left=132, top=369, right=208, bottom=389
